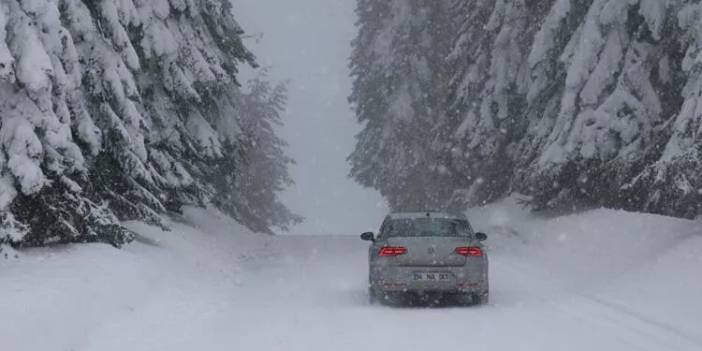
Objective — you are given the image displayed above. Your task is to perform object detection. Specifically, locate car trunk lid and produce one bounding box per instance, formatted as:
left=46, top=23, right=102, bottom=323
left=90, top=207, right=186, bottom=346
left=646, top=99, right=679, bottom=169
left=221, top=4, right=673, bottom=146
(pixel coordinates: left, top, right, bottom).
left=383, top=236, right=470, bottom=267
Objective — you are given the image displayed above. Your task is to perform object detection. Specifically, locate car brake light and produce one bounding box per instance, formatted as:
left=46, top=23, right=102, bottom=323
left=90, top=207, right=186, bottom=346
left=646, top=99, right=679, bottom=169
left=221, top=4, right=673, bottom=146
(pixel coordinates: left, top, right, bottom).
left=378, top=246, right=408, bottom=257
left=455, top=246, right=482, bottom=257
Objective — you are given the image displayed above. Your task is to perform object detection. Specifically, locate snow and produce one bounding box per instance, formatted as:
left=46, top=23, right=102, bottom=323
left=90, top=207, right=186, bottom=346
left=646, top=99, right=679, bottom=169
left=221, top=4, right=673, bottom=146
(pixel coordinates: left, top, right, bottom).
left=659, top=3, right=702, bottom=166
left=579, top=29, right=623, bottom=108
left=2, top=201, right=702, bottom=350
left=0, top=114, right=47, bottom=195
left=0, top=176, right=17, bottom=210
left=13, top=16, right=53, bottom=92
left=0, top=2, right=14, bottom=83
left=639, top=0, right=669, bottom=40
left=527, top=0, right=571, bottom=104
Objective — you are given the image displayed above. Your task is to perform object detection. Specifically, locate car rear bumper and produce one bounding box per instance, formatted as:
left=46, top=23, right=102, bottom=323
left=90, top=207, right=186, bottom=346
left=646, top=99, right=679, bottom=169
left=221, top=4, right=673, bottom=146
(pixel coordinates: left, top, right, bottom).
left=370, top=264, right=488, bottom=294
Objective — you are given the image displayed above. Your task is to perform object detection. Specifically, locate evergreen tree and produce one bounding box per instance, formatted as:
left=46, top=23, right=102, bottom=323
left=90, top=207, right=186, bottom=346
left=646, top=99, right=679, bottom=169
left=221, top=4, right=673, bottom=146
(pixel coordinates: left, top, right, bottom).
left=0, top=0, right=132, bottom=247
left=351, top=0, right=702, bottom=219
left=623, top=1, right=702, bottom=217
left=519, top=0, right=686, bottom=212
left=0, top=0, right=297, bottom=247
left=442, top=0, right=548, bottom=208
left=349, top=0, right=455, bottom=211
left=211, top=73, right=302, bottom=234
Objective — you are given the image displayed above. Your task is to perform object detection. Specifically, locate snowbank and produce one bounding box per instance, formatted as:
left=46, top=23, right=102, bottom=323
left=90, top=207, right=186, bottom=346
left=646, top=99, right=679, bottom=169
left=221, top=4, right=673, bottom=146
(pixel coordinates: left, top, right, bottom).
left=468, top=197, right=702, bottom=342
left=0, top=206, right=269, bottom=351
left=470, top=197, right=700, bottom=284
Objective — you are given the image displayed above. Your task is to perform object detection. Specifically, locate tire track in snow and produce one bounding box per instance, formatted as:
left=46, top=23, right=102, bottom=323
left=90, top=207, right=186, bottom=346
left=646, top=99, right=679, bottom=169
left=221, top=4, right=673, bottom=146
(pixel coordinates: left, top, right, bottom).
left=494, top=258, right=659, bottom=351
left=496, top=256, right=702, bottom=351
left=580, top=294, right=702, bottom=347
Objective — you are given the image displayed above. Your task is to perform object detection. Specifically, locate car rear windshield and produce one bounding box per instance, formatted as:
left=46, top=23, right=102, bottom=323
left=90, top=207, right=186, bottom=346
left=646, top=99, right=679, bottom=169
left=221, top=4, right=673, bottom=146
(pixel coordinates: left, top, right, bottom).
left=382, top=218, right=473, bottom=237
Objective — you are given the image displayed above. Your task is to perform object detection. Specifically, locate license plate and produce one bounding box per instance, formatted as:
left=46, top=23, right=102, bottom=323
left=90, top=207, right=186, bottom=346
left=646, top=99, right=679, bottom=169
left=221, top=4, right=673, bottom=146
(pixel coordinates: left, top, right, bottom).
left=412, top=272, right=453, bottom=281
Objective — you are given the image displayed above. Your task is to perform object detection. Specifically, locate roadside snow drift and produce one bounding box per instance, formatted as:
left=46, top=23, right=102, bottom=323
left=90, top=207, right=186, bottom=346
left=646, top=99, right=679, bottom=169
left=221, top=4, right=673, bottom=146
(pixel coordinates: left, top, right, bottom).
left=1, top=202, right=701, bottom=351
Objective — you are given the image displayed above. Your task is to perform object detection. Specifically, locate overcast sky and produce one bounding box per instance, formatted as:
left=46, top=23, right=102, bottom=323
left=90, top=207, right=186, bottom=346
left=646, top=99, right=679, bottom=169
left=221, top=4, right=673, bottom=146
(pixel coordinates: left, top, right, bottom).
left=233, top=0, right=388, bottom=235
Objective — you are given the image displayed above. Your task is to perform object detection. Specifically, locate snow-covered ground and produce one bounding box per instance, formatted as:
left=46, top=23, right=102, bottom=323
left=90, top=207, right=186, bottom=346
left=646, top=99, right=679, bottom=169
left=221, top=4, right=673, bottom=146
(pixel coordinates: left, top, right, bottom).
left=2, top=201, right=702, bottom=351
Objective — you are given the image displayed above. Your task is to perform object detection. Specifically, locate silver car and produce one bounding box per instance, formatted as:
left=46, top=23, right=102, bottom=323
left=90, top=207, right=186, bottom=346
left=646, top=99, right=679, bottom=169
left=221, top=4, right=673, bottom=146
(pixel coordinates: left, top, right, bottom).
left=361, top=212, right=489, bottom=306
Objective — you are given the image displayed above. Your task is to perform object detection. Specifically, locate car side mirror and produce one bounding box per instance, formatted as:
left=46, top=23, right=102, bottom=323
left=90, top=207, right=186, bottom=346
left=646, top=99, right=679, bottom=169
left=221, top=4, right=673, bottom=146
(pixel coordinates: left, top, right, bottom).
left=475, top=232, right=488, bottom=241
left=360, top=232, right=375, bottom=242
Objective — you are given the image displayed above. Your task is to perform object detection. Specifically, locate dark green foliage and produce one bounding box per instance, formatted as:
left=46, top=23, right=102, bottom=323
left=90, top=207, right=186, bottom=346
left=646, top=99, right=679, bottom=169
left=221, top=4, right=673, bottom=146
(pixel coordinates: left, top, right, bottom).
left=10, top=175, right=134, bottom=248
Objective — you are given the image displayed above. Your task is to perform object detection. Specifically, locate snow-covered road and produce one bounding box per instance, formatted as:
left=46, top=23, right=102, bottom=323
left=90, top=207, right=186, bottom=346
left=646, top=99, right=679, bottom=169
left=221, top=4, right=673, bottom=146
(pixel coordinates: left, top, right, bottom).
left=195, top=235, right=702, bottom=351
left=2, top=204, right=702, bottom=351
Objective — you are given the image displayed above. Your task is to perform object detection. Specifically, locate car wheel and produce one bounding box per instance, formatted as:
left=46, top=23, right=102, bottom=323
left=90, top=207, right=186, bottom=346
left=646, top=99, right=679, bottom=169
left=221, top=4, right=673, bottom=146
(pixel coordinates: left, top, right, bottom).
left=459, top=293, right=475, bottom=306
left=475, top=292, right=489, bottom=305
left=368, top=287, right=377, bottom=305
left=383, top=291, right=404, bottom=306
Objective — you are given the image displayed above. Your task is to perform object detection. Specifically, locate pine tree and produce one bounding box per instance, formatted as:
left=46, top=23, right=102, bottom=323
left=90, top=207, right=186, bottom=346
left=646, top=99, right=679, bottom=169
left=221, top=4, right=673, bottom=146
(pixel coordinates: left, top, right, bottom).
left=351, top=0, right=702, bottom=219
left=623, top=1, right=702, bottom=217
left=211, top=73, right=302, bottom=234
left=1, top=0, right=297, bottom=247
left=349, top=0, right=455, bottom=211
left=442, top=0, right=548, bottom=208
left=518, top=0, right=688, bottom=212
left=0, top=0, right=132, bottom=247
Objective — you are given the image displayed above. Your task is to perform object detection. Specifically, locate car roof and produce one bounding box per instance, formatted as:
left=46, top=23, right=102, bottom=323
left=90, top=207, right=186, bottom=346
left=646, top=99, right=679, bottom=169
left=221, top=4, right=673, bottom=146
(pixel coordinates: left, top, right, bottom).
left=385, top=212, right=468, bottom=221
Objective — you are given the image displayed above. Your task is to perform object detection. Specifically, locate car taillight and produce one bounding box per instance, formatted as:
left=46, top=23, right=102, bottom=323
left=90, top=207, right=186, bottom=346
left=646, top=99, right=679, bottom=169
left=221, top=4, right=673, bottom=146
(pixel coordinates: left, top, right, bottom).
left=378, top=246, right=408, bottom=257
left=455, top=246, right=482, bottom=257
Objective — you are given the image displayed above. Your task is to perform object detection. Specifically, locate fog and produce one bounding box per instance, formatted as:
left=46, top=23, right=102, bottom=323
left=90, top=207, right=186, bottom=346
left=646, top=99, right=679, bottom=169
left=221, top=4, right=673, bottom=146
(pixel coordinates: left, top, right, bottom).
left=234, top=0, right=388, bottom=235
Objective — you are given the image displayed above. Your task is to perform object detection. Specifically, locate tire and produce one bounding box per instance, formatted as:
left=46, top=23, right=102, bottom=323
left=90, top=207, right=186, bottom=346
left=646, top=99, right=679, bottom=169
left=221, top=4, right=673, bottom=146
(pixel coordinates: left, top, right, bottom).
left=475, top=292, right=489, bottom=305
left=459, top=293, right=475, bottom=306
left=368, top=287, right=377, bottom=305
left=458, top=292, right=488, bottom=306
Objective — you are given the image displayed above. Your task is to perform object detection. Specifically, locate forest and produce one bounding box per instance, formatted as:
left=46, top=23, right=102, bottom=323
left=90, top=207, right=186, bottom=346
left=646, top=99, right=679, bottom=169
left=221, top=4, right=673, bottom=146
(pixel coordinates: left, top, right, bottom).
left=350, top=0, right=702, bottom=218
left=0, top=0, right=299, bottom=248
left=2, top=0, right=702, bottom=249
left=2, top=1, right=702, bottom=350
